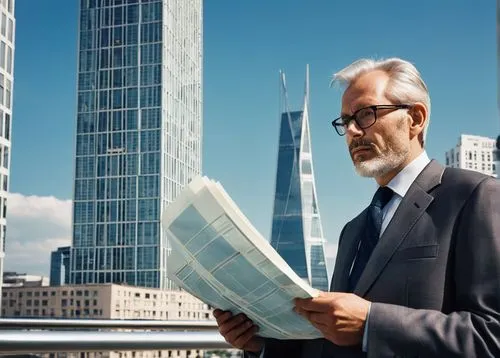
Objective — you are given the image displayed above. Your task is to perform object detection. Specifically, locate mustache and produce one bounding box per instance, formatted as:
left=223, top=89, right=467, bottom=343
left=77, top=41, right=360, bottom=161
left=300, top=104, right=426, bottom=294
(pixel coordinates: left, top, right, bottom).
left=349, top=139, right=374, bottom=152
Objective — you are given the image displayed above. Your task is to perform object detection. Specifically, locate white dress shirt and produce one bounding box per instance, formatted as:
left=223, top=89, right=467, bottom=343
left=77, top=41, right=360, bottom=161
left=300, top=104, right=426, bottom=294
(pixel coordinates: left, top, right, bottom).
left=380, top=151, right=431, bottom=236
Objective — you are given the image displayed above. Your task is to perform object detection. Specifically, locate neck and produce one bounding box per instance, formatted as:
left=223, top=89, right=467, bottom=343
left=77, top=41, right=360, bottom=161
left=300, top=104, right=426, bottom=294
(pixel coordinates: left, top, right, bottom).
left=375, top=147, right=424, bottom=186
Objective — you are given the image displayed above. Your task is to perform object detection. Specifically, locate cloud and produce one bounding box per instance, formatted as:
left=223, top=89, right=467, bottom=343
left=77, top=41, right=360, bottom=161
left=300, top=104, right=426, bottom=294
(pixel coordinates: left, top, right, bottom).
left=2, top=193, right=344, bottom=282
left=4, top=193, right=72, bottom=277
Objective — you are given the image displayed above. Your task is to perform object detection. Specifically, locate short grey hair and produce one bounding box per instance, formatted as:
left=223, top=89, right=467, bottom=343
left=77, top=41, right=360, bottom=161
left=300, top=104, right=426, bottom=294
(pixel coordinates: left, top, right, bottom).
left=331, top=57, right=431, bottom=145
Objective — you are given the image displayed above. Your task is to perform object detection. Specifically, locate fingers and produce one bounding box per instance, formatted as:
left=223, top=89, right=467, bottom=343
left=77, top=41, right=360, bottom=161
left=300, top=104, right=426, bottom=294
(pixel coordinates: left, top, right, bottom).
left=212, top=310, right=258, bottom=349
left=295, top=304, right=334, bottom=330
left=225, top=319, right=258, bottom=347
left=295, top=296, right=336, bottom=312
left=308, top=318, right=330, bottom=334
left=213, top=309, right=235, bottom=326
left=219, top=313, right=250, bottom=336
left=307, top=311, right=335, bottom=327
left=233, top=324, right=259, bottom=349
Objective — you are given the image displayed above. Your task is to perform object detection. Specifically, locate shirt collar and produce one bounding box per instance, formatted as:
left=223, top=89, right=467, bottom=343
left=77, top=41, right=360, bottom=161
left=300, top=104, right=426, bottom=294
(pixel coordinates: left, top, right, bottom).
left=385, top=151, right=431, bottom=198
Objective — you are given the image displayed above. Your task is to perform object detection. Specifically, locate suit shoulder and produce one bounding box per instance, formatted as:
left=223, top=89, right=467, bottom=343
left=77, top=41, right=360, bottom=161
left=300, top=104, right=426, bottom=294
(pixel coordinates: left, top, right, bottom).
left=441, top=167, right=494, bottom=191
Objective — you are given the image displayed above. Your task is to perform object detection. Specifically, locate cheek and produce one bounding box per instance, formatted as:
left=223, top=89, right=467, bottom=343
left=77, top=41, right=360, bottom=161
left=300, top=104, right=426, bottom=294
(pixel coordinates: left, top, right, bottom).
left=367, top=131, right=385, bottom=149
left=384, top=131, right=409, bottom=151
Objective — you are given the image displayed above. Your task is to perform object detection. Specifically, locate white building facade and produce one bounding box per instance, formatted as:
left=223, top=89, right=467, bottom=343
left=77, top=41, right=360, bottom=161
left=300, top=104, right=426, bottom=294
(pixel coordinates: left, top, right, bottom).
left=2, top=284, right=216, bottom=358
left=494, top=136, right=500, bottom=177
left=445, top=134, right=497, bottom=177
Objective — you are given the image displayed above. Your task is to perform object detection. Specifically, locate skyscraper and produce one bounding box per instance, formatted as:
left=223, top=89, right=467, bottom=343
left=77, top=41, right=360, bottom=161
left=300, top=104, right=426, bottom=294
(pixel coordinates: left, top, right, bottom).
left=0, top=0, right=15, bottom=310
left=71, top=0, right=203, bottom=289
left=495, top=0, right=500, bottom=177
left=269, top=66, right=329, bottom=291
left=50, top=246, right=70, bottom=286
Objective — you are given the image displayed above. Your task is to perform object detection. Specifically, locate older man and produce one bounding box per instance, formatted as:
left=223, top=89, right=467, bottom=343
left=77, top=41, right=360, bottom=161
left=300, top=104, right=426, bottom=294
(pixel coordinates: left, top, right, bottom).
left=214, top=57, right=500, bottom=357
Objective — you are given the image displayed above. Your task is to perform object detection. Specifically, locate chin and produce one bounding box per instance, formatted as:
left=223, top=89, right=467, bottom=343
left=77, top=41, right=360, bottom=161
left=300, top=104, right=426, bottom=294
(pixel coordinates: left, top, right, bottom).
left=354, top=157, right=397, bottom=178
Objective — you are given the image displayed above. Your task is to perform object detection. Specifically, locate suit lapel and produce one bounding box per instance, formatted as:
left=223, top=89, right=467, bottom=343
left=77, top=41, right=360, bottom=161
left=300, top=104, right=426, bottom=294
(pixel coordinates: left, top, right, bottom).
left=331, top=212, right=368, bottom=292
left=354, top=160, right=445, bottom=297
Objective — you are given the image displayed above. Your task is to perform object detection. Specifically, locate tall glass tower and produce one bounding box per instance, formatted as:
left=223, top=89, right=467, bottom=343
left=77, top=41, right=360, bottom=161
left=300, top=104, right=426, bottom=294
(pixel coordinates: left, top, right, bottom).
left=495, top=0, right=500, bottom=177
left=0, top=0, right=14, bottom=310
left=269, top=66, right=329, bottom=291
left=71, top=0, right=203, bottom=289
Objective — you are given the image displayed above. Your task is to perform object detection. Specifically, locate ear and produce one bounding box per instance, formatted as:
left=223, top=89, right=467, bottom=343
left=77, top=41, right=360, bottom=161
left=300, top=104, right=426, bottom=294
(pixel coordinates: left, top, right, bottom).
left=408, top=102, right=427, bottom=145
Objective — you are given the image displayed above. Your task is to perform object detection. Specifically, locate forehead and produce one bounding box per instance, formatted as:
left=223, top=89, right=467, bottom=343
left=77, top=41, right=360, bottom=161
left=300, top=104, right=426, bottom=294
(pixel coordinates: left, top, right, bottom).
left=341, top=70, right=391, bottom=113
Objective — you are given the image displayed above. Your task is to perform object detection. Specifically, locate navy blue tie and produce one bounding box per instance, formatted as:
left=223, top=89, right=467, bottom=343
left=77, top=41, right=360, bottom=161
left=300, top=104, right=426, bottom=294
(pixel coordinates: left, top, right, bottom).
left=348, top=186, right=393, bottom=292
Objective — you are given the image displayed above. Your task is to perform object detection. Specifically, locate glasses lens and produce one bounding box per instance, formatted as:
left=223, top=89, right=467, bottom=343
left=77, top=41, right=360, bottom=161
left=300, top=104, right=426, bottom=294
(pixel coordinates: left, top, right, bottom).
left=333, top=122, right=345, bottom=136
left=356, top=108, right=376, bottom=128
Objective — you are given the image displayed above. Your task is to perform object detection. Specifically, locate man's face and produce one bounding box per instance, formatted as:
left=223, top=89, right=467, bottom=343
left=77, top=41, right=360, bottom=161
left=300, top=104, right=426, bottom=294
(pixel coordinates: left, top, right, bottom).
left=341, top=70, right=411, bottom=178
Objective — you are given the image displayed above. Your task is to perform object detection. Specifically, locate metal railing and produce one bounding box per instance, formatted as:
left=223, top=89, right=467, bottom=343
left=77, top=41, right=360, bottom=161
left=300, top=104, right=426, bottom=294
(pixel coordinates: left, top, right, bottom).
left=0, top=318, right=219, bottom=330
left=0, top=319, right=233, bottom=353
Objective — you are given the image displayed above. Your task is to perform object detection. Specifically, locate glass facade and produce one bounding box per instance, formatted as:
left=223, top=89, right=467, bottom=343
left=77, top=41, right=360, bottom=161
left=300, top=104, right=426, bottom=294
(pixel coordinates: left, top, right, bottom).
left=270, top=68, right=328, bottom=291
left=0, top=0, right=14, bottom=311
left=71, top=0, right=202, bottom=289
left=50, top=246, right=71, bottom=286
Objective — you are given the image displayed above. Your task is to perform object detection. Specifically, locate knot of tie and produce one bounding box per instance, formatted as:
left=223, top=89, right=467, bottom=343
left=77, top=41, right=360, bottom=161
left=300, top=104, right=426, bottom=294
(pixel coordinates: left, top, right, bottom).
left=371, top=186, right=394, bottom=209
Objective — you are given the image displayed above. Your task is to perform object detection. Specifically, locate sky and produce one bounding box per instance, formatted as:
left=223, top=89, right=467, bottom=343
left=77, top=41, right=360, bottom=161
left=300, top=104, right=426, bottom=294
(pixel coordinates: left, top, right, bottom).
left=5, top=0, right=499, bottom=278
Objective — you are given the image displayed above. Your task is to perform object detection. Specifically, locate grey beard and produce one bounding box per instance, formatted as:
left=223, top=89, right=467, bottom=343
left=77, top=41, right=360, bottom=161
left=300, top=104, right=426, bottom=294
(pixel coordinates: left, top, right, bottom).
left=354, top=149, right=409, bottom=178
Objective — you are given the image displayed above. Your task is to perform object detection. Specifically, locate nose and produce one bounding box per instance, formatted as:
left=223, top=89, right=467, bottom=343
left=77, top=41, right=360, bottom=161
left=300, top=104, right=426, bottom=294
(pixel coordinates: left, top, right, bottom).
left=345, top=119, right=364, bottom=138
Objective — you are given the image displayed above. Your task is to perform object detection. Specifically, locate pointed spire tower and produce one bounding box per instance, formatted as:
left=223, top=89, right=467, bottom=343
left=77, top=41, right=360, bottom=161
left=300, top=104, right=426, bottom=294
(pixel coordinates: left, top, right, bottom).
left=270, top=65, right=329, bottom=290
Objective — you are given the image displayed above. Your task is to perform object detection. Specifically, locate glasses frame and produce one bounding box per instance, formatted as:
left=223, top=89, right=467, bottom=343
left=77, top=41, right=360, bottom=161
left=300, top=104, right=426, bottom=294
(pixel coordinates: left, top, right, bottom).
left=331, top=104, right=412, bottom=136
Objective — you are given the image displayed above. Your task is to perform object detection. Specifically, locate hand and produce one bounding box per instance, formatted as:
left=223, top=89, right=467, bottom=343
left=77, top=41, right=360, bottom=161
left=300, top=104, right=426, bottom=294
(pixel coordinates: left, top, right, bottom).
left=294, top=292, right=371, bottom=346
left=213, top=309, right=264, bottom=353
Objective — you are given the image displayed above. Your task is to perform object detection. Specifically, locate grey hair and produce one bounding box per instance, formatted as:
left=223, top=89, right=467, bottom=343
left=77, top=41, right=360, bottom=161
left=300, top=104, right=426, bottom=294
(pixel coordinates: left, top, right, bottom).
left=331, top=58, right=431, bottom=145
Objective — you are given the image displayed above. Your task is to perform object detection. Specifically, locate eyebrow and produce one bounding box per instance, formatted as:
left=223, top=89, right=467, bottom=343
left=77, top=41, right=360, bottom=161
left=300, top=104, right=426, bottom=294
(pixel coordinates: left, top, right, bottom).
left=341, top=104, right=373, bottom=118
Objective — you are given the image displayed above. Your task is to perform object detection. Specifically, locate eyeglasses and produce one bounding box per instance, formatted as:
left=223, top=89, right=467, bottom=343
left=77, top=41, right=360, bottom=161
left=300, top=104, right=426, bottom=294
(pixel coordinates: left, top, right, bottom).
left=331, top=104, right=412, bottom=136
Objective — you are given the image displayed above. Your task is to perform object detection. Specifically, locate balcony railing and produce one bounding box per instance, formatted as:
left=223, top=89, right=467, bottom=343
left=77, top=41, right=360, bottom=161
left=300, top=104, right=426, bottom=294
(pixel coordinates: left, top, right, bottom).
left=0, top=318, right=219, bottom=330
left=0, top=319, right=232, bottom=354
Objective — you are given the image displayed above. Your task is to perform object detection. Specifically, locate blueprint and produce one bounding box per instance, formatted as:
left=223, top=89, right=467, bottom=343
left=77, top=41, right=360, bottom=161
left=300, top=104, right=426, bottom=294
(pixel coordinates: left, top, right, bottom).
left=162, top=175, right=323, bottom=340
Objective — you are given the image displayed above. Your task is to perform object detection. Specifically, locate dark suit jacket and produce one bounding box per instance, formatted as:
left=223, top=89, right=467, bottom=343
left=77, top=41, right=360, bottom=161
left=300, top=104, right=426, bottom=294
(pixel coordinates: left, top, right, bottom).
left=253, top=160, right=500, bottom=358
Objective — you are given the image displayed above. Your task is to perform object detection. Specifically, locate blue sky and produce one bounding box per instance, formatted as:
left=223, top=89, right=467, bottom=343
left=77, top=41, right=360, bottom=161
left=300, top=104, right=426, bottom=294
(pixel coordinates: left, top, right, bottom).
left=6, top=1, right=499, bottom=276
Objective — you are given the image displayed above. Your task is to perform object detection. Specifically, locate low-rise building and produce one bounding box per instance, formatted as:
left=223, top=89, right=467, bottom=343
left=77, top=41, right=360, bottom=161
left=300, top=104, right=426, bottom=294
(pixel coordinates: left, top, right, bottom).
left=445, top=134, right=497, bottom=177
left=2, top=283, right=222, bottom=358
left=3, top=271, right=49, bottom=288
